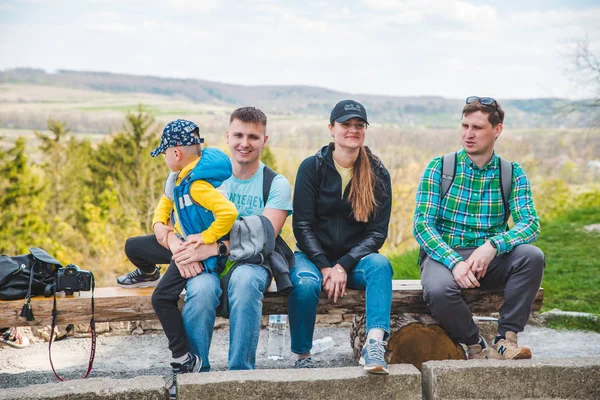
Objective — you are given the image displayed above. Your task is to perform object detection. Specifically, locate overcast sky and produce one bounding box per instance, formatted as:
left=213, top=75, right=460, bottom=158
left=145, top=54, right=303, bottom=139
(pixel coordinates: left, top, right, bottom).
left=1, top=0, right=598, bottom=99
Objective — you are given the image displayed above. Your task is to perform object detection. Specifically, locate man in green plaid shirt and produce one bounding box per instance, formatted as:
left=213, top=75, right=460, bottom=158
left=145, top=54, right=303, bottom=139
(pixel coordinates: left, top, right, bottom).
left=413, top=97, right=545, bottom=361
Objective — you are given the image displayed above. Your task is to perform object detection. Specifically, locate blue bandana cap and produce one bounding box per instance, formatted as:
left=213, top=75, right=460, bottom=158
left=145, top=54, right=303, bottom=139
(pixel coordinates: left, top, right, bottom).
left=150, top=119, right=203, bottom=157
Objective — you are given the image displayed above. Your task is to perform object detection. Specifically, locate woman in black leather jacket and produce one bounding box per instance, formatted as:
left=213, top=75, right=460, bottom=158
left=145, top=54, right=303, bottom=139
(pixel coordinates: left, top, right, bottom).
left=288, top=100, right=393, bottom=374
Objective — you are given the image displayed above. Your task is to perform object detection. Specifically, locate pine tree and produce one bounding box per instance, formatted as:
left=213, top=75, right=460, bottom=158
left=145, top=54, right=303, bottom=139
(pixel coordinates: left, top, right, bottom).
left=0, top=138, right=50, bottom=254
left=35, top=119, right=91, bottom=221
left=89, top=105, right=163, bottom=232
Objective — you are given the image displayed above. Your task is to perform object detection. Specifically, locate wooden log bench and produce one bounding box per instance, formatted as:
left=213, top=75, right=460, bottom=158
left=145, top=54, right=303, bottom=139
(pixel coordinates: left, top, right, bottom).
left=0, top=280, right=543, bottom=368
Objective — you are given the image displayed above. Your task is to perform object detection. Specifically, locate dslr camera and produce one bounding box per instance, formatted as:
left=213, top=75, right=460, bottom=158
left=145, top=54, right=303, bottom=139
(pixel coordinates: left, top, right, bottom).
left=56, top=264, right=92, bottom=295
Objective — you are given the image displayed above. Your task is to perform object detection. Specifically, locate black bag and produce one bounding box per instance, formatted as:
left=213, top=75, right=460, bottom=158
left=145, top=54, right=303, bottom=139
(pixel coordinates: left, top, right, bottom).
left=0, top=247, right=62, bottom=301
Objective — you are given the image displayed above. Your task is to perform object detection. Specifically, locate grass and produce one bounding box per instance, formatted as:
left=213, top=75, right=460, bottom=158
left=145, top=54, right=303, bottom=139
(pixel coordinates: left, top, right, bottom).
left=536, top=206, right=600, bottom=315
left=546, top=315, right=600, bottom=333
left=389, top=206, right=600, bottom=319
left=389, top=248, right=420, bottom=279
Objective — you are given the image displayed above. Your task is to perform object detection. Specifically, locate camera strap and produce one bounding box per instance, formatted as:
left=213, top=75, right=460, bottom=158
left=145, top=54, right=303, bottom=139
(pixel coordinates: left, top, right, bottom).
left=48, top=273, right=96, bottom=381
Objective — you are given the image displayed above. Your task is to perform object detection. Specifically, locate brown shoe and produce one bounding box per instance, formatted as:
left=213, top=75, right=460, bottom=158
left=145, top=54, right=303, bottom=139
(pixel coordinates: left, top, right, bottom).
left=466, top=336, right=488, bottom=360
left=490, top=331, right=532, bottom=360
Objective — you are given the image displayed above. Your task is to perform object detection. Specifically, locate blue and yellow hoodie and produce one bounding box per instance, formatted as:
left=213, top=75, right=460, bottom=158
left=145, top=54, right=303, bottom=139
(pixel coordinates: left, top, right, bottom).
left=152, top=147, right=238, bottom=272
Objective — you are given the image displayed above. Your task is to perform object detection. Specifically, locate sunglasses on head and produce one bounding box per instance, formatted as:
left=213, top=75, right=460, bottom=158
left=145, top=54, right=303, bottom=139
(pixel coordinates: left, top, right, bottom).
left=466, top=96, right=498, bottom=112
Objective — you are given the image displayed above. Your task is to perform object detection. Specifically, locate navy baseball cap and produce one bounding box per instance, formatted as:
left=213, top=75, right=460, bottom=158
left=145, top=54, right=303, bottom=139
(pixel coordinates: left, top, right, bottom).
left=150, top=119, right=203, bottom=157
left=329, top=100, right=369, bottom=125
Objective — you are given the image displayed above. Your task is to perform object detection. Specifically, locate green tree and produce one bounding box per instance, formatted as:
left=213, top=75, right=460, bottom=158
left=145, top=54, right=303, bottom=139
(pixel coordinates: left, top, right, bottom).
left=260, top=144, right=278, bottom=170
left=89, top=104, right=163, bottom=231
left=0, top=138, right=50, bottom=254
left=35, top=119, right=94, bottom=221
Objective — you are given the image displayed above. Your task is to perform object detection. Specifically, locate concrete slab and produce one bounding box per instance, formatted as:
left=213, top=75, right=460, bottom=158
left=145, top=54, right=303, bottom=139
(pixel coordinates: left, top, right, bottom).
left=422, top=357, right=600, bottom=399
left=178, top=365, right=421, bottom=400
left=0, top=376, right=167, bottom=400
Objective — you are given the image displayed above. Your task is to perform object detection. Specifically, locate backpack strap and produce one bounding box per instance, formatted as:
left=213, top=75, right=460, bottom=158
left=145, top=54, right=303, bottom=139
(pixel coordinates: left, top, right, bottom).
left=262, top=165, right=277, bottom=206
left=440, top=152, right=457, bottom=199
left=498, top=157, right=514, bottom=224
left=420, top=153, right=456, bottom=264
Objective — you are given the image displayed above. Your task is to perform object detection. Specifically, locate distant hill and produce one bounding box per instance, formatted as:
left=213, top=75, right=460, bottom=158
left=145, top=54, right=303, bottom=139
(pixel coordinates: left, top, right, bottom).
left=0, top=68, right=590, bottom=128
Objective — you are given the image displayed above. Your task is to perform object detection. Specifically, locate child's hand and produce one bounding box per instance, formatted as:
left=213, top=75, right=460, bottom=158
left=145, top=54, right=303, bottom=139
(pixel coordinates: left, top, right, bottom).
left=154, top=223, right=173, bottom=249
left=185, top=234, right=204, bottom=249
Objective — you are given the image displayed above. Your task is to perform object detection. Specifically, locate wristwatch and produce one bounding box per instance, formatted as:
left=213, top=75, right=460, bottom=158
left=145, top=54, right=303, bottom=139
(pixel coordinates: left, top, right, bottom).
left=489, top=240, right=498, bottom=249
left=217, top=240, right=227, bottom=258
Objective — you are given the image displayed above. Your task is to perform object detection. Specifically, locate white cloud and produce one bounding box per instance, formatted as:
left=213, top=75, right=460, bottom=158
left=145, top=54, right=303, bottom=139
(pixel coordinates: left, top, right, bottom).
left=168, top=0, right=221, bottom=13
left=0, top=0, right=598, bottom=99
left=363, top=0, right=496, bottom=24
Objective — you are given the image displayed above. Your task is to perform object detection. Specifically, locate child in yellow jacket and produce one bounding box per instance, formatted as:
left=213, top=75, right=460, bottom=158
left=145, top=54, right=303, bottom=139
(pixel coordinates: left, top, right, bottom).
left=117, top=119, right=237, bottom=393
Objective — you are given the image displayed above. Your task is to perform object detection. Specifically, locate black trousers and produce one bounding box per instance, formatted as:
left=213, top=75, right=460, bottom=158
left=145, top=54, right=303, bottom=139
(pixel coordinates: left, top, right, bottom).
left=125, top=235, right=191, bottom=358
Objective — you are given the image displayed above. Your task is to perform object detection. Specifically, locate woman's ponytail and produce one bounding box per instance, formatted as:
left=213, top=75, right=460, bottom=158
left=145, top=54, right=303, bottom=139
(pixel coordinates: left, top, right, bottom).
left=348, top=147, right=377, bottom=222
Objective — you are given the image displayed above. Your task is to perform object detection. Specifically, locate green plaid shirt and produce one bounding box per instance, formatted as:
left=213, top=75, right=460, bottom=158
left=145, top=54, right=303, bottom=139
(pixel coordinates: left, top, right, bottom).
left=413, top=150, right=540, bottom=269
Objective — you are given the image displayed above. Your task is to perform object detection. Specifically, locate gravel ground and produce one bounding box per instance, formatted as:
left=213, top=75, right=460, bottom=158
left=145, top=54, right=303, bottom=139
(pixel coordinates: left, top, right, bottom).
left=2, top=324, right=600, bottom=389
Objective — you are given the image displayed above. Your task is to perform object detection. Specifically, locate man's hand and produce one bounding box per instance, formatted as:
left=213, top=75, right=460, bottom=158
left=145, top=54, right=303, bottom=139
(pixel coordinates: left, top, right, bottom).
left=322, top=264, right=347, bottom=303
left=154, top=222, right=173, bottom=249
left=466, top=241, right=496, bottom=280
left=185, top=233, right=205, bottom=249
left=452, top=260, right=480, bottom=289
left=166, top=232, right=203, bottom=277
left=173, top=242, right=218, bottom=265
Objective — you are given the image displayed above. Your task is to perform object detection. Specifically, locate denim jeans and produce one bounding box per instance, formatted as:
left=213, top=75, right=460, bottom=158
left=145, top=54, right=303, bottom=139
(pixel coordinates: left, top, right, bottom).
left=288, top=252, right=393, bottom=355
left=182, top=263, right=269, bottom=371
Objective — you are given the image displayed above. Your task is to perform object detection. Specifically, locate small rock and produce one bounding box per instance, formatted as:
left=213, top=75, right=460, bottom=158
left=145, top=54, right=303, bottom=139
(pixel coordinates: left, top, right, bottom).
left=96, top=322, right=110, bottom=333
left=75, top=324, right=90, bottom=333
left=109, top=321, right=133, bottom=332
left=31, top=325, right=69, bottom=341
left=141, top=320, right=163, bottom=331
left=132, top=326, right=144, bottom=335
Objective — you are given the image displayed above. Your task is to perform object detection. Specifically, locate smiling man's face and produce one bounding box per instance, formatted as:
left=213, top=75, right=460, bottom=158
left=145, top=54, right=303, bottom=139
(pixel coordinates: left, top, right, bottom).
left=226, top=119, right=268, bottom=167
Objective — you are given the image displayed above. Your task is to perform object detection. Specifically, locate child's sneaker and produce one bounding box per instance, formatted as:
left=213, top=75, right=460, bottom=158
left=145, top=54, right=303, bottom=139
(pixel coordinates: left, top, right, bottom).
left=466, top=335, right=489, bottom=360
left=167, top=353, right=201, bottom=400
left=490, top=331, right=532, bottom=360
left=116, top=267, right=161, bottom=288
left=359, top=338, right=389, bottom=375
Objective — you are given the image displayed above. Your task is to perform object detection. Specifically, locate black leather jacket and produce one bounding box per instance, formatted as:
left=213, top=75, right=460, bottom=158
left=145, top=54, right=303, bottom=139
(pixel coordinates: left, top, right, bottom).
left=292, top=143, right=392, bottom=272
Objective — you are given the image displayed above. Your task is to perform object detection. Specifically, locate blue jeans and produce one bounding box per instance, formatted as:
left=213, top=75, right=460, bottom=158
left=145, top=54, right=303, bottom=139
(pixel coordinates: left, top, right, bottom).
left=288, top=252, right=393, bottom=355
left=182, top=264, right=269, bottom=371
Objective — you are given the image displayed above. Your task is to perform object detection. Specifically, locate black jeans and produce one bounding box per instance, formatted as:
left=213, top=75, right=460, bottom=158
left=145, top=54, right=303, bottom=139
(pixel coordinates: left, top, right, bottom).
left=125, top=235, right=192, bottom=358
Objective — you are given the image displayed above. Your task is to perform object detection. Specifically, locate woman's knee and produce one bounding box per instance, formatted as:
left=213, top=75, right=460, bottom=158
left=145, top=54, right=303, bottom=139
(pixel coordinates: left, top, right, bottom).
left=290, top=254, right=322, bottom=298
left=362, top=253, right=393, bottom=278
left=290, top=268, right=321, bottom=298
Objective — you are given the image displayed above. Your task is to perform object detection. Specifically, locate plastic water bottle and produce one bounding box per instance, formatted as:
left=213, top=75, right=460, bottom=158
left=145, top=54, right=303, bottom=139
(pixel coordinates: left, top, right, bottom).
left=267, top=314, right=288, bottom=360
left=311, top=336, right=334, bottom=355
